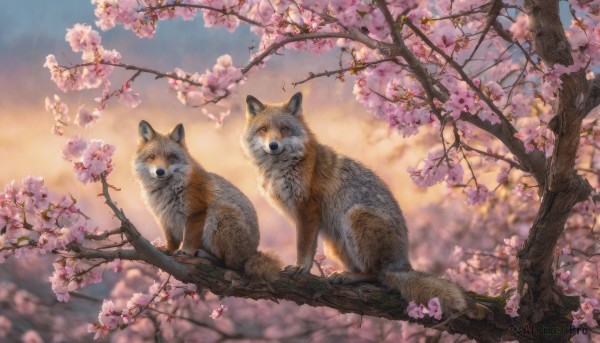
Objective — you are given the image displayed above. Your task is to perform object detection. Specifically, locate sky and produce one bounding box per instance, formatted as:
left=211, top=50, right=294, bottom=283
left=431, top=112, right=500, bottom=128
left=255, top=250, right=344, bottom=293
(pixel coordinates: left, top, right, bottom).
left=0, top=1, right=440, bottom=266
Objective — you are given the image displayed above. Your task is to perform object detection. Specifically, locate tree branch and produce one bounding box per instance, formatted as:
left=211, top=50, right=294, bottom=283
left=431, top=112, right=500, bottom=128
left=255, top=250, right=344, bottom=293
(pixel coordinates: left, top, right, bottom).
left=61, top=62, right=204, bottom=87
left=66, top=245, right=139, bottom=261
left=523, top=0, right=585, bottom=192
left=241, top=31, right=359, bottom=75
left=144, top=4, right=265, bottom=27
left=291, top=58, right=402, bottom=86
left=582, top=77, right=600, bottom=117
left=461, top=143, right=524, bottom=171
left=167, top=255, right=521, bottom=342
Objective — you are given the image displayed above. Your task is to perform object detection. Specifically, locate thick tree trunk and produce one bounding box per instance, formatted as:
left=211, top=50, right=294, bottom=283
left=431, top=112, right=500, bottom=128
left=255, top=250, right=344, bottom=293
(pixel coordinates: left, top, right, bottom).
left=514, top=1, right=593, bottom=342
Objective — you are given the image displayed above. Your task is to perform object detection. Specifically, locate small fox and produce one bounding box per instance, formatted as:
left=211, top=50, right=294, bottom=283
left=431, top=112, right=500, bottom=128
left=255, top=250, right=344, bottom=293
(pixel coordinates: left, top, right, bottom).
left=133, top=120, right=281, bottom=280
left=241, top=93, right=468, bottom=314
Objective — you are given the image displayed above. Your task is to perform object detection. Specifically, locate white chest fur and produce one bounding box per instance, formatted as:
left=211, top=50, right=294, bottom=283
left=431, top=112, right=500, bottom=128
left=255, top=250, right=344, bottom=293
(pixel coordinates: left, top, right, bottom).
left=142, top=176, right=188, bottom=243
left=259, top=163, right=307, bottom=218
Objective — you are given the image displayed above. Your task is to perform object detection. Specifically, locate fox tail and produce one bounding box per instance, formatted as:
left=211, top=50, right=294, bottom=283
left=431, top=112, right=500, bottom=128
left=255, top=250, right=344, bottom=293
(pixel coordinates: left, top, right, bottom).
left=244, top=250, right=282, bottom=282
left=379, top=269, right=468, bottom=315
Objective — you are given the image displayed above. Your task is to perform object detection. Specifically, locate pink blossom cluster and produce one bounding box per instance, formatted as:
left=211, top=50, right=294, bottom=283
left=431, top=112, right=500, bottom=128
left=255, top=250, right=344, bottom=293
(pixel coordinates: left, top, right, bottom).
left=92, top=0, right=246, bottom=37
left=210, top=303, right=227, bottom=320
left=504, top=292, right=520, bottom=318
left=88, top=274, right=198, bottom=339
left=20, top=330, right=43, bottom=343
left=0, top=177, right=114, bottom=305
left=407, top=150, right=463, bottom=188
left=257, top=8, right=334, bottom=54
left=45, top=97, right=102, bottom=135
left=572, top=298, right=600, bottom=328
left=92, top=0, right=158, bottom=38
left=45, top=95, right=70, bottom=136
left=406, top=297, right=443, bottom=321
left=68, top=139, right=116, bottom=184
left=556, top=269, right=577, bottom=295
left=313, top=253, right=338, bottom=277
left=74, top=105, right=101, bottom=128
left=0, top=316, right=11, bottom=339
left=0, top=177, right=89, bottom=262
left=50, top=257, right=102, bottom=302
left=514, top=123, right=555, bottom=157
left=168, top=54, right=243, bottom=106
left=465, top=184, right=489, bottom=206
left=95, top=80, right=141, bottom=111
left=44, top=24, right=121, bottom=93
left=201, top=0, right=244, bottom=32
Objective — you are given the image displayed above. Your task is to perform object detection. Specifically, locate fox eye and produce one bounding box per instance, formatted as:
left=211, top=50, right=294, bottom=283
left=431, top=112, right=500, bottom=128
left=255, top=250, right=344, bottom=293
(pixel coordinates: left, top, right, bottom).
left=257, top=127, right=268, bottom=134
left=281, top=126, right=291, bottom=135
left=147, top=154, right=155, bottom=161
left=167, top=154, right=178, bottom=161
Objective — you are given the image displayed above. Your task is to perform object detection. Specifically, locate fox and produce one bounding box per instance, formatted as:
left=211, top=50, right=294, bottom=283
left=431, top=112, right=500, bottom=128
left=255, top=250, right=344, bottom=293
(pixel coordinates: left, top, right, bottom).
left=240, top=92, right=469, bottom=315
left=133, top=120, right=281, bottom=280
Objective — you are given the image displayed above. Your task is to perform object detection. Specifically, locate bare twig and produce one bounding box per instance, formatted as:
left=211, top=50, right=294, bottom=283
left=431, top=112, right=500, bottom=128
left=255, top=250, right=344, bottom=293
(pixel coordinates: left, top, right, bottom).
left=461, top=143, right=524, bottom=170
left=60, top=62, right=203, bottom=87
left=291, top=58, right=401, bottom=86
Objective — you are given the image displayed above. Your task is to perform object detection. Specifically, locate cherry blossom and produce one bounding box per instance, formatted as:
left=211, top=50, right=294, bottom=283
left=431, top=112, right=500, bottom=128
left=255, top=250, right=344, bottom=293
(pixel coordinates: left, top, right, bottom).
left=504, top=292, right=521, bottom=318
left=465, top=185, right=489, bottom=206
left=20, top=330, right=43, bottom=343
left=72, top=140, right=116, bottom=184
left=406, top=298, right=443, bottom=321
left=74, top=106, right=100, bottom=128
left=0, top=316, right=11, bottom=338
left=45, top=94, right=69, bottom=136
left=210, top=304, right=228, bottom=320
left=62, top=135, right=89, bottom=162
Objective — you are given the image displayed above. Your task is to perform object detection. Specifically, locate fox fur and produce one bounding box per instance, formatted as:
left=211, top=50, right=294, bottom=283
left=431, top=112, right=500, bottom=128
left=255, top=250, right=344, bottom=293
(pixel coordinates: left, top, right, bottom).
left=240, top=93, right=468, bottom=314
left=133, top=120, right=281, bottom=280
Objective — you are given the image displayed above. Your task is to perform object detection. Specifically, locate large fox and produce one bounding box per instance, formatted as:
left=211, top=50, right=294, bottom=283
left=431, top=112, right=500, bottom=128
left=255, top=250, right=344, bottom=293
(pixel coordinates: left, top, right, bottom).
left=241, top=93, right=468, bottom=314
left=133, top=120, right=281, bottom=280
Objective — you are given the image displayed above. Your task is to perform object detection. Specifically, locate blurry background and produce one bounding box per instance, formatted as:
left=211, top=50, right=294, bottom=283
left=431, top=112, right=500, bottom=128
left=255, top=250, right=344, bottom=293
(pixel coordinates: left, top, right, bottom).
left=0, top=1, right=467, bottom=341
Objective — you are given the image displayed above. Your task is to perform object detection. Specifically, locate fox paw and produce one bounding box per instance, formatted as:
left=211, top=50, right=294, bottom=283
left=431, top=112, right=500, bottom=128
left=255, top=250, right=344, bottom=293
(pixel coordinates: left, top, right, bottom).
left=173, top=249, right=193, bottom=257
left=195, top=249, right=224, bottom=267
left=283, top=264, right=311, bottom=276
left=328, top=271, right=353, bottom=284
left=327, top=271, right=376, bottom=285
left=157, top=246, right=175, bottom=255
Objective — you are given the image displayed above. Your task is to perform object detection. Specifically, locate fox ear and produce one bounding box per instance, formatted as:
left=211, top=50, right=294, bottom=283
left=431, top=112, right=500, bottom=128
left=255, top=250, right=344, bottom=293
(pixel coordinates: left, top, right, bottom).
left=169, top=123, right=185, bottom=145
left=139, top=120, right=156, bottom=142
left=246, top=95, right=265, bottom=117
left=286, top=92, right=302, bottom=116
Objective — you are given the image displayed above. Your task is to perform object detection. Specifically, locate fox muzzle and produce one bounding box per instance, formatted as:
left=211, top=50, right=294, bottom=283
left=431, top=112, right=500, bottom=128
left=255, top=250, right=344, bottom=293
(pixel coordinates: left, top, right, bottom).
left=265, top=141, right=283, bottom=155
